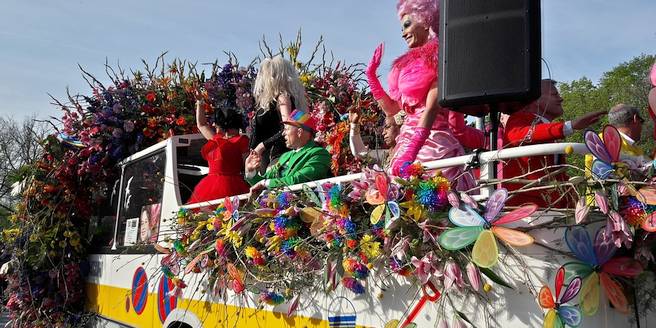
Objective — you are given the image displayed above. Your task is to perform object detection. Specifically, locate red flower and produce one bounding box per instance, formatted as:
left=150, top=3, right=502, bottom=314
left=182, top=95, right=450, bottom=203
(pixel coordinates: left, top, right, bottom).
left=145, top=91, right=157, bottom=102
left=176, top=116, right=187, bottom=126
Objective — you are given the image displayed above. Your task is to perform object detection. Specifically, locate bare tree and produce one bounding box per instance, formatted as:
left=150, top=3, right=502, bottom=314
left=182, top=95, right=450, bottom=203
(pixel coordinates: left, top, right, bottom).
left=0, top=115, right=51, bottom=214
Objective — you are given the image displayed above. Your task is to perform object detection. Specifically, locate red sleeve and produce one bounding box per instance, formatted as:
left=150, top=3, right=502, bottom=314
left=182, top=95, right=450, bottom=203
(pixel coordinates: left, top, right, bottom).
left=448, top=111, right=486, bottom=149
left=200, top=139, right=218, bottom=160
left=503, top=112, right=565, bottom=146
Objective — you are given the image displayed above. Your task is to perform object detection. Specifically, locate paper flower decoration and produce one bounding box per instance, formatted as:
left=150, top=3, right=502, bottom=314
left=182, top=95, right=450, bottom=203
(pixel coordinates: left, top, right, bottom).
left=438, top=188, right=536, bottom=268
left=539, top=266, right=583, bottom=328
left=563, top=226, right=643, bottom=315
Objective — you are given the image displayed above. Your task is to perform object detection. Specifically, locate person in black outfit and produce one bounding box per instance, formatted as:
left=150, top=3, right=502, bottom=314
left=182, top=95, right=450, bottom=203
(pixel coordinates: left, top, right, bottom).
left=249, top=55, right=309, bottom=172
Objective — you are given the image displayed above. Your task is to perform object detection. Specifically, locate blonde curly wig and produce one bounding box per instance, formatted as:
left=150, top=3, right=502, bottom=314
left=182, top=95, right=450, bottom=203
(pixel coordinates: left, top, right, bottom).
left=253, top=55, right=308, bottom=112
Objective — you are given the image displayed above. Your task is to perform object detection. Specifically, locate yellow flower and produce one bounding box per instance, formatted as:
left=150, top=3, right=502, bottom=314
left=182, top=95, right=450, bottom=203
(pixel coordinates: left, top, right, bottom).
left=287, top=46, right=299, bottom=59
left=300, top=73, right=312, bottom=85
left=360, top=234, right=381, bottom=259
left=401, top=200, right=424, bottom=221
left=219, top=220, right=243, bottom=247
left=266, top=235, right=282, bottom=252
left=69, top=237, right=80, bottom=247
left=224, top=230, right=243, bottom=248
left=244, top=246, right=260, bottom=259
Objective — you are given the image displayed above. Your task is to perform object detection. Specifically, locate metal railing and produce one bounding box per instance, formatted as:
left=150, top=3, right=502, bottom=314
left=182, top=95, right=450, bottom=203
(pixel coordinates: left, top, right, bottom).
left=182, top=142, right=590, bottom=210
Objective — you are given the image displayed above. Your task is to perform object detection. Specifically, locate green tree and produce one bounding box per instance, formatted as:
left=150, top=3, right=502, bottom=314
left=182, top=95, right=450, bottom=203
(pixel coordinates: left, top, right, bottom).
left=559, top=54, right=656, bottom=168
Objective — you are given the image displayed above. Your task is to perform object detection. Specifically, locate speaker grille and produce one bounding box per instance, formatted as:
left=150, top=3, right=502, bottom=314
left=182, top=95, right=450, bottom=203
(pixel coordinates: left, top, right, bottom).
left=439, top=0, right=540, bottom=112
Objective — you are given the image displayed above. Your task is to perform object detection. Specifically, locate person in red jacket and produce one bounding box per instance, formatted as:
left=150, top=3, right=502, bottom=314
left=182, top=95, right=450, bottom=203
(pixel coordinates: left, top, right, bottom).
left=502, top=79, right=605, bottom=208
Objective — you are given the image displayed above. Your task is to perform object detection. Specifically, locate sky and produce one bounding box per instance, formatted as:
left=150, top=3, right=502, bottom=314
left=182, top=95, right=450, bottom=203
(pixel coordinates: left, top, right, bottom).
left=0, top=0, right=654, bottom=119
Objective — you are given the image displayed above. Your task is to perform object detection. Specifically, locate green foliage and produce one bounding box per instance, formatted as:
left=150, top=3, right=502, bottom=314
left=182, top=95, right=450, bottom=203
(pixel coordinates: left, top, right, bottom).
left=559, top=54, right=656, bottom=168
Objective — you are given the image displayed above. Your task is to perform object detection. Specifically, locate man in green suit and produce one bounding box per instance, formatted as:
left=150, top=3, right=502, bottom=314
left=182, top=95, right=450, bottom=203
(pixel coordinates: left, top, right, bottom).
left=245, top=109, right=330, bottom=194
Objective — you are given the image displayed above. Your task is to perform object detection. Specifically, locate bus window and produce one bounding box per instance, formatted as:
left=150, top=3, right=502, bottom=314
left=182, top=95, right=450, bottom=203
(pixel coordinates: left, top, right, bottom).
left=116, top=150, right=166, bottom=246
left=175, top=138, right=208, bottom=204
left=88, top=180, right=119, bottom=250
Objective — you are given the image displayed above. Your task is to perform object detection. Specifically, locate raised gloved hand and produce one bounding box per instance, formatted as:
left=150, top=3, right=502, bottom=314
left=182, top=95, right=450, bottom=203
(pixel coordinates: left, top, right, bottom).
left=366, top=43, right=388, bottom=100
left=391, top=127, right=430, bottom=175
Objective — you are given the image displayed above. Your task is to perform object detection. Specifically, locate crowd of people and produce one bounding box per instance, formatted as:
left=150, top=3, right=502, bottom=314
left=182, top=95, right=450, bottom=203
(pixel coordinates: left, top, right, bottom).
left=187, top=0, right=656, bottom=209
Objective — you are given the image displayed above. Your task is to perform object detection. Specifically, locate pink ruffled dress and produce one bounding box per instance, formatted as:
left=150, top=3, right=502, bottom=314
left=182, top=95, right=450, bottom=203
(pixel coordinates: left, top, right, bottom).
left=388, top=38, right=474, bottom=191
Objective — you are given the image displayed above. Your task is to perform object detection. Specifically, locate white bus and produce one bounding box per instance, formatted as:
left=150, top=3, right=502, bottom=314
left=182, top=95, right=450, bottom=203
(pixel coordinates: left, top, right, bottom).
left=85, top=133, right=653, bottom=327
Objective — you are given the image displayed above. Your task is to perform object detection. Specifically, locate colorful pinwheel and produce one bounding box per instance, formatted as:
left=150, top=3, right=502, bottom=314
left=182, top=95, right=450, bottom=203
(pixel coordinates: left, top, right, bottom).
left=563, top=226, right=642, bottom=315
left=438, top=188, right=536, bottom=268
left=539, top=266, right=583, bottom=328
left=366, top=173, right=400, bottom=229
left=585, top=125, right=623, bottom=179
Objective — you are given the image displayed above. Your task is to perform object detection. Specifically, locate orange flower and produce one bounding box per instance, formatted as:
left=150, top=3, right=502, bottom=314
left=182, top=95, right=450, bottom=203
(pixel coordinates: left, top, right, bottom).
left=147, top=118, right=158, bottom=128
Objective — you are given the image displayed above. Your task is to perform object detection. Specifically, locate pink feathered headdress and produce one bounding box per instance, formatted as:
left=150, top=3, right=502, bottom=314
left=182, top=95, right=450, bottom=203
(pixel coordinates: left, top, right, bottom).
left=650, top=62, right=656, bottom=87
left=397, top=0, right=439, bottom=35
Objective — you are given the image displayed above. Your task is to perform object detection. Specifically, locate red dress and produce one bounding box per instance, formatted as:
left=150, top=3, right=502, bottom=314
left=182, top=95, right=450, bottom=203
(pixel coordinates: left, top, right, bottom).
left=187, top=134, right=250, bottom=203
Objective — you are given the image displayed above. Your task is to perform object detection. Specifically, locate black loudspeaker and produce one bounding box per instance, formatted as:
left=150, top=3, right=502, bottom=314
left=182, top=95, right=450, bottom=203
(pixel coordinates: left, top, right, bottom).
left=438, top=0, right=541, bottom=116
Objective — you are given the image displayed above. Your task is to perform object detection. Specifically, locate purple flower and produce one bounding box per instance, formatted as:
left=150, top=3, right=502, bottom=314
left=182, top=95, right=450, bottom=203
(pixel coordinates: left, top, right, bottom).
left=123, top=120, right=135, bottom=132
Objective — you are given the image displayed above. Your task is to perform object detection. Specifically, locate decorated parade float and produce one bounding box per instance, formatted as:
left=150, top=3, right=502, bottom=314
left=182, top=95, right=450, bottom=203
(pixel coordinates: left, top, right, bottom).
left=3, top=33, right=656, bottom=328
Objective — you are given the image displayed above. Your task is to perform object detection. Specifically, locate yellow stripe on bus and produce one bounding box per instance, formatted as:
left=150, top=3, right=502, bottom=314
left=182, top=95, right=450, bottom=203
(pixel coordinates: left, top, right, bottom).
left=86, top=283, right=370, bottom=328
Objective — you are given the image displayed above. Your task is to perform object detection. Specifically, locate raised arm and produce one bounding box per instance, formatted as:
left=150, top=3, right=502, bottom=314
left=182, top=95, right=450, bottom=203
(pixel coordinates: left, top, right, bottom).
left=348, top=108, right=369, bottom=158
left=366, top=43, right=402, bottom=116
left=195, top=100, right=216, bottom=140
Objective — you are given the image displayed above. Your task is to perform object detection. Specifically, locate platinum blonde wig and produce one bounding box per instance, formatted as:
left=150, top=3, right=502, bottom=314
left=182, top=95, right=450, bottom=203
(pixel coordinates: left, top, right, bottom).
left=253, top=55, right=308, bottom=111
left=397, top=0, right=439, bottom=36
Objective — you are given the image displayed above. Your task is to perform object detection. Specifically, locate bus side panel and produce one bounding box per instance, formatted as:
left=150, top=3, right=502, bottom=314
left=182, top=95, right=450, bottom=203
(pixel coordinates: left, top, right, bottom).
left=87, top=254, right=163, bottom=328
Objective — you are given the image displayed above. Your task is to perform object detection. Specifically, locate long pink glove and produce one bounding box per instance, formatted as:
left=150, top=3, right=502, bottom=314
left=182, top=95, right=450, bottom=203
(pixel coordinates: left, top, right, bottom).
left=366, top=43, right=388, bottom=100
left=391, top=127, right=430, bottom=176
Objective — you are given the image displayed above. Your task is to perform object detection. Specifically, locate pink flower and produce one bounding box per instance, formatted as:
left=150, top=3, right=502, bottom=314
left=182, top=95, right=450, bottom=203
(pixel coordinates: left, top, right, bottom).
left=418, top=220, right=439, bottom=244
left=460, top=192, right=478, bottom=209
left=391, top=236, right=410, bottom=261
left=452, top=317, right=467, bottom=328
left=411, top=251, right=440, bottom=285
left=443, top=261, right=464, bottom=291
left=466, top=262, right=481, bottom=292
left=608, top=211, right=633, bottom=248
left=447, top=191, right=460, bottom=208
left=595, top=191, right=609, bottom=214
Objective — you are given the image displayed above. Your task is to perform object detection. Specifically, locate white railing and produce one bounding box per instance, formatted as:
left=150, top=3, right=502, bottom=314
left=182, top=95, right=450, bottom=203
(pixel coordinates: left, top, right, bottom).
left=182, top=142, right=590, bottom=210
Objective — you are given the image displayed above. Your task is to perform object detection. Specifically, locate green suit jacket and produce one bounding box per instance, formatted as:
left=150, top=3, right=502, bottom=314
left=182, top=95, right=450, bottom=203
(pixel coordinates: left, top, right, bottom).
left=246, top=141, right=331, bottom=188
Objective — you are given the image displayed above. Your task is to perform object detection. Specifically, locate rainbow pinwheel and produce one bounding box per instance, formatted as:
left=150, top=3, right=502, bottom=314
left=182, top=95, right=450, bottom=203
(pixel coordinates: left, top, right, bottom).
left=223, top=196, right=240, bottom=221
left=367, top=173, right=400, bottom=229
left=563, top=226, right=643, bottom=315
left=438, top=188, right=536, bottom=268
left=539, top=266, right=583, bottom=328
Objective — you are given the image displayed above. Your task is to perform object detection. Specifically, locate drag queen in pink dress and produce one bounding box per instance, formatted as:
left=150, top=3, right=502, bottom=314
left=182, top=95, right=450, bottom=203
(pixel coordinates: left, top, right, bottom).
left=366, top=0, right=475, bottom=190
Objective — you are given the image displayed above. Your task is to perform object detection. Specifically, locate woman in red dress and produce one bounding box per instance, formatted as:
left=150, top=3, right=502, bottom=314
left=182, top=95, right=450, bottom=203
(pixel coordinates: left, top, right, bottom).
left=187, top=100, right=250, bottom=203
